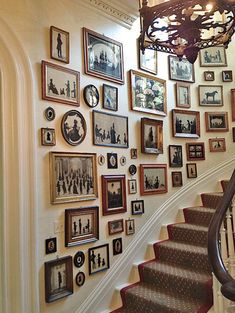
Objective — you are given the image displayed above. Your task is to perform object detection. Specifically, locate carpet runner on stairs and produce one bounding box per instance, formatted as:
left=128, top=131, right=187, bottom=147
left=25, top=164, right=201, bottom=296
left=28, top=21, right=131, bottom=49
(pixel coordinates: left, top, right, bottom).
left=110, top=191, right=224, bottom=313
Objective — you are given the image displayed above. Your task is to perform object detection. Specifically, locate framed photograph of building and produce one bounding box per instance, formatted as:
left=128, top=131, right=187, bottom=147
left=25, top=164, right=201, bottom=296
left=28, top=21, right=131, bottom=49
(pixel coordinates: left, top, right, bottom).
left=198, top=85, right=223, bottom=106
left=131, top=200, right=144, bottom=215
left=205, top=112, right=229, bottom=132
left=168, top=55, right=195, bottom=83
left=204, top=71, right=215, bottom=81
left=199, top=46, right=227, bottom=67
left=140, top=164, right=168, bottom=196
left=50, top=26, right=69, bottom=64
left=186, top=142, right=205, bottom=161
left=88, top=244, right=110, bottom=275
left=171, top=171, right=183, bottom=187
left=65, top=206, right=99, bottom=247
left=44, top=256, right=73, bottom=303
left=172, top=109, right=200, bottom=138
left=125, top=219, right=135, bottom=235
left=209, top=138, right=226, bottom=152
left=108, top=219, right=124, bottom=235
left=168, top=145, right=183, bottom=168
left=41, top=128, right=56, bottom=146
left=41, top=60, right=80, bottom=106
left=186, top=163, right=197, bottom=178
left=222, top=70, right=233, bottom=82
left=49, top=152, right=98, bottom=204
left=83, top=28, right=124, bottom=84
left=102, top=84, right=118, bottom=111
left=113, top=238, right=122, bottom=255
left=141, top=117, right=163, bottom=154
left=175, top=82, right=191, bottom=108
left=102, top=174, right=127, bottom=215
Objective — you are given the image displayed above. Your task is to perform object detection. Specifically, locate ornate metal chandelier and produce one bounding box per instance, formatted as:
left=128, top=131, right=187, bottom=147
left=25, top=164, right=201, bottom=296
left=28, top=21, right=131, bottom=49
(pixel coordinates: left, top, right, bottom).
left=139, top=0, right=235, bottom=63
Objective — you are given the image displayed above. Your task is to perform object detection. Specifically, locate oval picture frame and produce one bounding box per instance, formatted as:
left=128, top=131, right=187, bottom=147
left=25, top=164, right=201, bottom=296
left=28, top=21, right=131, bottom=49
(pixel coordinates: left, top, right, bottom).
left=83, top=84, right=99, bottom=108
left=45, top=106, right=56, bottom=121
left=129, top=164, right=137, bottom=176
left=61, top=110, right=87, bottom=146
left=75, top=272, right=85, bottom=287
left=74, top=251, right=85, bottom=268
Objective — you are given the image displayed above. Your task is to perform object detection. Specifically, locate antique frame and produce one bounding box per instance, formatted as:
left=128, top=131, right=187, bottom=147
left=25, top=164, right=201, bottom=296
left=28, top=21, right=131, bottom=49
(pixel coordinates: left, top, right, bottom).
left=129, top=69, right=167, bottom=117
left=141, top=117, right=163, bottom=154
left=75, top=272, right=85, bottom=287
left=74, top=251, right=85, bottom=268
left=126, top=219, right=135, bottom=235
left=93, top=110, right=128, bottom=148
left=168, top=55, right=195, bottom=83
left=41, top=60, right=80, bottom=106
left=50, top=26, right=69, bottom=63
left=44, top=256, right=73, bottom=303
left=186, top=163, right=197, bottom=178
left=113, top=238, right=122, bottom=255
left=209, top=138, right=226, bottom=152
left=128, top=179, right=137, bottom=194
left=83, top=27, right=124, bottom=84
left=199, top=46, right=227, bottom=67
left=50, top=152, right=98, bottom=204
left=65, top=206, right=99, bottom=247
left=41, top=128, right=56, bottom=146
left=222, top=70, right=233, bottom=82
left=168, top=145, right=183, bottom=168
left=172, top=109, right=200, bottom=138
left=175, top=82, right=191, bottom=108
left=138, top=39, right=157, bottom=75
left=102, top=84, right=118, bottom=111
left=205, top=112, right=229, bottom=132
left=140, top=164, right=168, bottom=196
left=120, top=156, right=126, bottom=166
left=108, top=219, right=124, bottom=235
left=131, top=200, right=144, bottom=215
left=107, top=153, right=118, bottom=169
left=61, top=110, right=87, bottom=146
left=186, top=142, right=205, bottom=161
left=102, top=174, right=127, bottom=215
left=45, top=237, right=57, bottom=254
left=130, top=148, right=138, bottom=159
left=171, top=171, right=183, bottom=187
left=231, top=89, right=235, bottom=121
left=88, top=244, right=110, bottom=275
left=198, top=85, right=223, bottom=107
left=44, top=106, right=55, bottom=121
left=204, top=71, right=215, bottom=81
left=83, top=84, right=99, bottom=108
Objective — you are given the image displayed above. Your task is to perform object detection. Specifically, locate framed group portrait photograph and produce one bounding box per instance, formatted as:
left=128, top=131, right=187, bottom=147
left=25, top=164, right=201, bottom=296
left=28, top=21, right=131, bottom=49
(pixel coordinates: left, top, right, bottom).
left=186, top=142, right=205, bottom=161
left=209, top=138, right=226, bottom=152
left=168, top=145, right=183, bottom=168
left=205, top=112, right=229, bottom=132
left=175, top=82, right=191, bottom=108
left=50, top=26, right=70, bottom=64
left=172, top=109, right=200, bottom=139
left=141, top=117, right=163, bottom=155
left=198, top=85, right=223, bottom=106
left=199, top=46, right=227, bottom=67
left=88, top=244, right=110, bottom=275
left=102, top=84, right=118, bottom=111
left=168, top=55, right=195, bottom=83
left=140, top=164, right=168, bottom=196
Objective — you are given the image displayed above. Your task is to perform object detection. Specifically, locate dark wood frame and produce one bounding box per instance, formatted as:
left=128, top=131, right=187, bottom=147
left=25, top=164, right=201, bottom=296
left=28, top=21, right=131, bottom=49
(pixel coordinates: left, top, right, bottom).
left=186, top=142, right=205, bottom=161
left=41, top=128, right=56, bottom=146
left=168, top=55, right=195, bottom=83
left=231, top=89, right=235, bottom=121
left=205, top=112, right=229, bottom=132
left=141, top=117, right=163, bottom=154
left=65, top=206, right=99, bottom=247
left=186, top=163, right=197, bottom=178
left=204, top=71, right=215, bottom=81
left=131, top=200, right=144, bottom=215
left=222, top=70, right=233, bottom=82
left=83, top=27, right=124, bottom=84
left=199, top=46, right=227, bottom=67
left=102, top=84, right=118, bottom=111
left=102, top=174, right=127, bottom=215
left=74, top=251, right=85, bottom=268
left=209, top=138, right=226, bottom=152
left=171, top=171, right=183, bottom=187
left=83, top=84, right=99, bottom=108
left=125, top=219, right=135, bottom=235
left=45, top=237, right=57, bottom=254
left=175, top=82, right=191, bottom=108
left=113, top=238, right=122, bottom=255
left=88, top=244, right=110, bottom=275
left=108, top=219, right=124, bottom=235
left=44, top=256, right=73, bottom=303
left=50, top=26, right=69, bottom=64
left=198, top=85, right=223, bottom=107
left=168, top=145, right=183, bottom=168
left=130, top=148, right=138, bottom=159
left=75, top=272, right=85, bottom=287
left=140, top=164, right=168, bottom=196
left=172, top=109, right=200, bottom=138
left=107, top=152, right=118, bottom=169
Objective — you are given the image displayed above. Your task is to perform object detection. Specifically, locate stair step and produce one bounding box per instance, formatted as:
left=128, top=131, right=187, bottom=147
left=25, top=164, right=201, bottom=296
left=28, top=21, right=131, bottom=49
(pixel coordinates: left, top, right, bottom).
left=201, top=192, right=223, bottom=209
left=221, top=179, right=229, bottom=192
left=183, top=206, right=215, bottom=226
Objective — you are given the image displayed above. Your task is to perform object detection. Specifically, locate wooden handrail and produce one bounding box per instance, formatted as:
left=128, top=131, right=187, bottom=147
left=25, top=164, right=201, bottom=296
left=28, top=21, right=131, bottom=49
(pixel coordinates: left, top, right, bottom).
left=208, top=169, right=235, bottom=301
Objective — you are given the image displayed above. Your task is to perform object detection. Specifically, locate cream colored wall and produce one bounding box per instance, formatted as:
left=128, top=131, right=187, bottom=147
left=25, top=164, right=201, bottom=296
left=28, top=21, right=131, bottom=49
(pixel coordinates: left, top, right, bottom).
left=0, top=1, right=235, bottom=313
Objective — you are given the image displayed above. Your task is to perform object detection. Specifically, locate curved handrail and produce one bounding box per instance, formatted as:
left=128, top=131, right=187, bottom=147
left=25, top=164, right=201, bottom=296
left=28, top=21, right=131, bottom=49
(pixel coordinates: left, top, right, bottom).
left=208, top=169, right=235, bottom=301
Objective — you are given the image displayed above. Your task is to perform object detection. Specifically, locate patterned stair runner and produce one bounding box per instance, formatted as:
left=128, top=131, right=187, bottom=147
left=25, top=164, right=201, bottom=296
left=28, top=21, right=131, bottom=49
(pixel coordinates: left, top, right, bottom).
left=110, top=190, right=224, bottom=313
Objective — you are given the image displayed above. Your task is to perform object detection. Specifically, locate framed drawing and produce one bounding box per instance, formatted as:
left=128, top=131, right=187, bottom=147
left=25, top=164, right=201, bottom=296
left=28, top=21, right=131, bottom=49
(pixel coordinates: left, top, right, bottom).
left=41, top=60, right=80, bottom=106
left=75, top=272, right=85, bottom=287
left=107, top=153, right=118, bottom=169
left=141, top=117, right=163, bottom=154
left=45, top=237, right=57, bottom=254
left=108, top=219, right=124, bottom=235
left=131, top=200, right=144, bottom=215
left=186, top=142, right=205, bottom=161
left=102, top=84, right=118, bottom=111
left=44, top=256, right=73, bottom=303
left=186, top=163, right=197, bottom=178
left=65, top=206, right=99, bottom=247
left=74, top=251, right=85, bottom=268
left=140, top=164, right=168, bottom=196
left=93, top=110, right=128, bottom=148
left=168, top=145, right=183, bottom=168
left=113, top=238, right=122, bottom=255
left=101, top=174, right=127, bottom=215
left=199, top=46, right=227, bottom=67
left=172, top=109, right=200, bottom=138
left=209, top=138, right=226, bottom=152
left=204, top=71, right=215, bottom=81
left=83, top=28, right=124, bottom=84
left=222, top=70, right=233, bottom=82
left=49, top=152, right=98, bottom=204
left=126, top=219, right=135, bottom=235
left=168, top=55, right=195, bottom=83
left=41, top=128, right=56, bottom=146
left=138, top=43, right=157, bottom=75
left=171, top=171, right=183, bottom=187
left=128, top=179, right=137, bottom=194
left=205, top=112, right=229, bottom=132
left=61, top=110, right=87, bottom=146
left=88, top=244, right=110, bottom=275
left=198, top=85, right=223, bottom=106
left=175, top=82, right=191, bottom=108
left=129, top=69, right=167, bottom=117
left=50, top=26, right=69, bottom=63
left=83, top=84, right=99, bottom=108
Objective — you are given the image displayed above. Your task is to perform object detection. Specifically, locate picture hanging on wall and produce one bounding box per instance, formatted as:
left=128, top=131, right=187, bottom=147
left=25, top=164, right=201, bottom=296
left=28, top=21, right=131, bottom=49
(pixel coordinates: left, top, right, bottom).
left=198, top=85, right=223, bottom=107
left=50, top=26, right=70, bottom=64
left=131, top=200, right=144, bottom=215
left=41, top=60, right=80, bottom=106
left=141, top=117, right=163, bottom=154
left=171, top=171, right=183, bottom=187
left=45, top=237, right=57, bottom=254
left=125, top=219, right=135, bottom=235
left=113, top=238, right=122, bottom=255
left=49, top=152, right=98, bottom=204
left=204, top=71, right=215, bottom=81
left=222, top=70, right=233, bottom=82
left=83, top=84, right=99, bottom=108
left=205, top=112, right=229, bottom=132
left=168, top=145, right=183, bottom=168
left=128, top=179, right=137, bottom=194
left=199, top=46, right=227, bottom=67
left=102, top=84, right=118, bottom=111
left=186, top=163, right=197, bottom=178
left=108, top=219, right=124, bottom=235
left=186, top=142, right=205, bottom=161
left=75, top=272, right=85, bottom=287
left=83, top=28, right=124, bottom=84
left=175, top=82, right=191, bottom=108
left=41, top=128, right=56, bottom=146
left=209, top=138, right=226, bottom=152
left=172, top=109, right=200, bottom=139
left=138, top=39, right=157, bottom=75
left=88, top=244, right=110, bottom=275
left=168, top=55, right=195, bottom=83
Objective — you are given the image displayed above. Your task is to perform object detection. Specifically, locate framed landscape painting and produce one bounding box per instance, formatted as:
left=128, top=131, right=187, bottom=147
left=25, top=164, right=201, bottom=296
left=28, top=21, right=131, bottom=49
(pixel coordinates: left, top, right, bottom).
left=168, top=55, right=195, bottom=83
left=140, top=164, right=168, bottom=196
left=172, top=109, right=200, bottom=139
left=199, top=46, right=227, bottom=67
left=198, top=85, right=223, bottom=106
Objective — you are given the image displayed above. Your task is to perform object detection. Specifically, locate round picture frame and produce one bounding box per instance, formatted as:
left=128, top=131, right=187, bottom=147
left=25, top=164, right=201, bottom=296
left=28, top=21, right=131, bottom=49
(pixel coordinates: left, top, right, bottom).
left=129, top=164, right=137, bottom=176
left=44, top=107, right=55, bottom=121
left=75, top=271, right=85, bottom=287
left=61, top=110, right=87, bottom=146
left=83, top=84, right=99, bottom=108
left=74, top=251, right=85, bottom=268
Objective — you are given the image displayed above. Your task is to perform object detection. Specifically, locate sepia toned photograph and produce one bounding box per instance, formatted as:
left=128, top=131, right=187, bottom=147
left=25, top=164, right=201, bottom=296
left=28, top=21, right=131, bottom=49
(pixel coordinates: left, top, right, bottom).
left=103, top=84, right=118, bottom=111
left=198, top=85, right=223, bottom=106
left=140, top=164, right=168, bottom=196
left=205, top=112, right=229, bottom=132
left=168, top=55, right=195, bottom=83
left=200, top=46, right=227, bottom=67
left=209, top=138, right=226, bottom=152
left=172, top=109, right=200, bottom=138
left=168, top=145, right=183, bottom=168
left=88, top=244, right=110, bottom=275
left=108, top=219, right=124, bottom=235
left=141, top=117, right=163, bottom=155
left=50, top=26, right=69, bottom=64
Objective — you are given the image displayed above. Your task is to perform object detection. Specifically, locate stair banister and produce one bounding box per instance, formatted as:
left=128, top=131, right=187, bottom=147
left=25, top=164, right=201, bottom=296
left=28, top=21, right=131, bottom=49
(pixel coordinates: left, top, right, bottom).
left=208, top=169, right=235, bottom=301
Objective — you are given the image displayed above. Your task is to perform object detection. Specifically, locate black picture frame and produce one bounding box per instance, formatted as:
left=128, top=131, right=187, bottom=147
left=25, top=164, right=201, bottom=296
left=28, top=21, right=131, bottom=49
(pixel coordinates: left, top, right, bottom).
left=44, top=106, right=56, bottom=121
left=83, top=84, right=99, bottom=108
left=75, top=272, right=85, bottom=287
left=131, top=200, right=144, bottom=215
left=186, top=163, right=197, bottom=178
left=88, top=244, right=110, bottom=275
left=107, top=153, right=118, bottom=169
left=168, top=145, right=183, bottom=168
left=113, top=238, right=123, bottom=256
left=74, top=251, right=85, bottom=268
left=45, top=237, right=57, bottom=254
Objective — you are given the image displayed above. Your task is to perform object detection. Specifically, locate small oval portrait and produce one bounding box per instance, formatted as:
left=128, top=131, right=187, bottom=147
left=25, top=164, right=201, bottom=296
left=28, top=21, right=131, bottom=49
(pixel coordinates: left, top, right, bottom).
left=83, top=84, right=99, bottom=108
left=74, top=251, right=85, bottom=268
left=75, top=272, right=85, bottom=287
left=129, top=164, right=137, bottom=176
left=45, top=106, right=55, bottom=121
left=61, top=110, right=87, bottom=146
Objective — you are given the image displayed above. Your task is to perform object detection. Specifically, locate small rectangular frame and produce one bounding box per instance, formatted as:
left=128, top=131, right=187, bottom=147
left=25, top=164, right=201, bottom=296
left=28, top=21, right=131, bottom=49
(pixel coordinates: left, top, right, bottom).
left=171, top=171, right=183, bottom=187
left=128, top=179, right=137, bottom=194
left=131, top=200, right=144, bottom=215
left=175, top=82, right=191, bottom=108
left=186, top=142, right=205, bottom=161
left=186, top=163, right=197, bottom=178
left=108, top=219, right=124, bottom=235
left=140, top=164, right=168, bottom=196
left=168, top=145, right=183, bottom=168
left=168, top=55, right=195, bottom=83
left=102, top=84, right=118, bottom=111
left=141, top=117, right=163, bottom=154
left=88, top=244, right=110, bottom=275
left=41, top=128, right=56, bottom=146
left=50, top=26, right=69, bottom=64
left=209, top=138, right=226, bottom=152
left=125, top=219, right=135, bottom=235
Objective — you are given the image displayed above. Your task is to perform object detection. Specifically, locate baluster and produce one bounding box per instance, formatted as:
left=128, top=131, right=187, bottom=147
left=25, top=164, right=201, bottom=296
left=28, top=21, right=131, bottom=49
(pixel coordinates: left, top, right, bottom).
left=221, top=227, right=229, bottom=268
left=212, top=273, right=219, bottom=313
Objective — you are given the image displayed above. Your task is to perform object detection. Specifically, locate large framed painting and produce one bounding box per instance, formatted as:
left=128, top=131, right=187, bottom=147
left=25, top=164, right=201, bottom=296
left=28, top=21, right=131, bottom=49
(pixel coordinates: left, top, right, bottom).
left=141, top=117, right=163, bottom=154
left=92, top=110, right=128, bottom=148
left=168, top=55, right=195, bottom=83
left=83, top=28, right=124, bottom=84
left=172, top=109, right=200, bottom=139
left=205, top=112, right=229, bottom=132
left=140, top=164, right=168, bottom=196
left=129, top=69, right=167, bottom=116
left=198, top=85, right=223, bottom=106
left=199, top=46, right=227, bottom=67
left=41, top=60, right=80, bottom=106
left=50, top=26, right=70, bottom=64
left=49, top=152, right=98, bottom=204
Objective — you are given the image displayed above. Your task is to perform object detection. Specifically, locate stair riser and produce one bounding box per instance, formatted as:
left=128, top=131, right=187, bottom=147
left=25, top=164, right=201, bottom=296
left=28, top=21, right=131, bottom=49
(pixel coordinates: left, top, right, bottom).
left=201, top=194, right=223, bottom=209
left=183, top=209, right=214, bottom=227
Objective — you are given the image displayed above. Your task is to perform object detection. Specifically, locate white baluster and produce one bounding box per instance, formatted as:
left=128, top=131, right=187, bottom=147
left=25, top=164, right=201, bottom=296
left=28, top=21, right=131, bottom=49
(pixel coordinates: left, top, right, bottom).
left=221, top=227, right=229, bottom=268
left=213, top=273, right=219, bottom=313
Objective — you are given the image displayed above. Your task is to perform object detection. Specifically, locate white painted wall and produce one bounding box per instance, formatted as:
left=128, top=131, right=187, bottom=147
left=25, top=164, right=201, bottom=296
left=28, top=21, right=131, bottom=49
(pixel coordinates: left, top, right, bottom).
left=0, top=1, right=235, bottom=313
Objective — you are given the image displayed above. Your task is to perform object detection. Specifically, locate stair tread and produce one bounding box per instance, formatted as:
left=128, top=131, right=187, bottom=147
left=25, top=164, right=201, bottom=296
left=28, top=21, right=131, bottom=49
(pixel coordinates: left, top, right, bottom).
left=156, top=240, right=207, bottom=254
left=170, top=222, right=208, bottom=231
left=185, top=206, right=216, bottom=213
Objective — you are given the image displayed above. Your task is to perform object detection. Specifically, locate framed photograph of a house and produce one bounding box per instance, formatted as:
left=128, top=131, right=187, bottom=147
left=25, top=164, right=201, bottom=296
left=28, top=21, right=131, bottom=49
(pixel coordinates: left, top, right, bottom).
left=88, top=244, right=110, bottom=275
left=41, top=60, right=80, bottom=106
left=199, top=46, right=227, bottom=67
left=172, top=109, right=200, bottom=138
left=168, top=55, right=195, bottom=83
left=83, top=28, right=124, bottom=85
left=129, top=69, right=167, bottom=117
left=44, top=256, right=73, bottom=303
left=50, top=26, right=69, bottom=64
left=205, top=112, right=229, bottom=132
left=49, top=152, right=98, bottom=204
left=175, top=82, right=191, bottom=108
left=209, top=138, right=226, bottom=152
left=141, top=117, right=163, bottom=155
left=140, top=164, right=168, bottom=196
left=198, top=85, right=223, bottom=106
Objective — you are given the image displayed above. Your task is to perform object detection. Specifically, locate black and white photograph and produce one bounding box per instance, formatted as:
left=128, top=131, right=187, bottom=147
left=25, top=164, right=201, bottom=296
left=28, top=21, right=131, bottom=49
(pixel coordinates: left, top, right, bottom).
left=141, top=117, right=163, bottom=154
left=107, top=153, right=118, bottom=169
left=83, top=84, right=99, bottom=107
left=168, top=145, right=183, bottom=167
left=205, top=112, right=229, bottom=132
left=113, top=238, right=123, bottom=255
left=41, top=128, right=56, bottom=146
left=45, top=237, right=57, bottom=254
left=172, top=171, right=183, bottom=187
left=93, top=110, right=128, bottom=148
left=125, top=219, right=135, bottom=235
left=50, top=152, right=98, bottom=204
left=128, top=179, right=137, bottom=194
left=50, top=26, right=70, bottom=64
left=108, top=219, right=124, bottom=235
left=222, top=70, right=233, bottom=82
left=61, top=110, right=87, bottom=146
left=172, top=109, right=200, bottom=139
left=88, top=244, right=110, bottom=275
left=103, top=84, right=118, bottom=111
left=200, top=46, right=227, bottom=67
left=198, top=85, right=223, bottom=106
left=168, top=55, right=195, bottom=83
left=140, top=164, right=168, bottom=195
left=83, top=28, right=124, bottom=84
left=186, top=142, right=205, bottom=161
left=131, top=200, right=144, bottom=215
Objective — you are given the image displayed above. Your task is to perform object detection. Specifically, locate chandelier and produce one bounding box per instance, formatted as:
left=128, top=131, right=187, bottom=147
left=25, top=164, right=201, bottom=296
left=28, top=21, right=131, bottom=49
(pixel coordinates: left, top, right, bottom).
left=139, top=0, right=235, bottom=63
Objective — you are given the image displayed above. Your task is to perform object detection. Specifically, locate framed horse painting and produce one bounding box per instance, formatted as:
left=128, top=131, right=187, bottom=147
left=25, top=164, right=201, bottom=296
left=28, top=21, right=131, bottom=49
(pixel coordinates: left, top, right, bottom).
left=198, top=85, right=223, bottom=107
